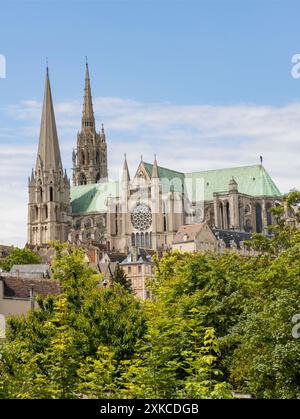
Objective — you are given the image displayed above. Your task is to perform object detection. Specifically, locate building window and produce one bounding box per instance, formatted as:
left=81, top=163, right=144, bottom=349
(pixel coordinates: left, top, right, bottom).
left=128, top=266, right=131, bottom=274
left=220, top=202, right=224, bottom=229
left=226, top=201, right=230, bottom=228
left=44, top=204, right=48, bottom=220
left=255, top=203, right=262, bottom=233
left=136, top=233, right=140, bottom=247
left=131, top=233, right=135, bottom=246
left=79, top=172, right=87, bottom=185
left=141, top=232, right=145, bottom=247
left=138, top=266, right=142, bottom=274
left=145, top=232, right=149, bottom=248
left=38, top=187, right=43, bottom=203
left=50, top=187, right=53, bottom=202
left=266, top=202, right=272, bottom=227
left=85, top=218, right=92, bottom=228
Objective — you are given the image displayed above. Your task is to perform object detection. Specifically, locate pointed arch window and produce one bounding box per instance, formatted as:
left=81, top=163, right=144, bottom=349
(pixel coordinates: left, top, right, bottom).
left=136, top=233, right=140, bottom=247
left=50, top=187, right=53, bottom=202
left=81, top=151, right=85, bottom=165
left=226, top=202, right=230, bottom=229
left=79, top=173, right=87, bottom=185
left=220, top=202, right=224, bottom=229
left=145, top=232, right=149, bottom=248
left=266, top=203, right=273, bottom=227
left=131, top=233, right=135, bottom=246
left=255, top=203, right=262, bottom=233
left=42, top=204, right=48, bottom=220
left=38, top=187, right=43, bottom=203
left=141, top=232, right=145, bottom=247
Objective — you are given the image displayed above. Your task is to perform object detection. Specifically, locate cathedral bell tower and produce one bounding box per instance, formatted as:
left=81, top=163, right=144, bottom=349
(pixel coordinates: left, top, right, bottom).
left=72, top=62, right=108, bottom=185
left=27, top=68, right=71, bottom=246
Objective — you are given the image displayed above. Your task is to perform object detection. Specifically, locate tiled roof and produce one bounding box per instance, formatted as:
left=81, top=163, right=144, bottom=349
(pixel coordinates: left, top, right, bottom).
left=185, top=164, right=281, bottom=201
left=121, top=248, right=154, bottom=264
left=143, top=162, right=184, bottom=181
left=10, top=264, right=49, bottom=275
left=173, top=223, right=205, bottom=243
left=144, top=162, right=185, bottom=194
left=106, top=253, right=127, bottom=263
left=70, top=164, right=281, bottom=215
left=213, top=229, right=252, bottom=249
left=1, top=276, right=61, bottom=299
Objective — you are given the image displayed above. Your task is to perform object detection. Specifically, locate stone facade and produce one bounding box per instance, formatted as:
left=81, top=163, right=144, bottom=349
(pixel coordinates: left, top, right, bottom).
left=72, top=63, right=108, bottom=186
left=27, top=65, right=282, bottom=252
left=27, top=68, right=71, bottom=246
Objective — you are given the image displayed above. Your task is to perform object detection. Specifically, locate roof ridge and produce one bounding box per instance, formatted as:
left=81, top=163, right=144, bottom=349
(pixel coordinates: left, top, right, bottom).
left=184, top=163, right=262, bottom=175
left=144, top=161, right=184, bottom=175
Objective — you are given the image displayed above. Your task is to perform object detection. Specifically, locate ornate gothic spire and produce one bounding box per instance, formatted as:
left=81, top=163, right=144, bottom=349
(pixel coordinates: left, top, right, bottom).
left=151, top=154, right=159, bottom=178
left=122, top=153, right=130, bottom=182
left=36, top=67, right=63, bottom=172
left=82, top=62, right=95, bottom=129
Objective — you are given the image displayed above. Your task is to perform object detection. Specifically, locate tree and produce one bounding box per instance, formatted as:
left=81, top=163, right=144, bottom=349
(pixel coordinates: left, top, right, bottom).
left=229, top=236, right=300, bottom=398
left=0, top=243, right=146, bottom=398
left=112, top=263, right=132, bottom=293
left=0, top=247, right=41, bottom=272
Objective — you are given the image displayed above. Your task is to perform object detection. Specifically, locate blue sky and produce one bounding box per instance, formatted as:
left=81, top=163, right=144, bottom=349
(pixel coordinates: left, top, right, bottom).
left=1, top=0, right=300, bottom=246
left=1, top=0, right=300, bottom=104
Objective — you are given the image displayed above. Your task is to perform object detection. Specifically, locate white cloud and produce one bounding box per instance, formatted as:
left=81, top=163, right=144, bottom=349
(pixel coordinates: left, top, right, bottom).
left=1, top=96, right=300, bottom=246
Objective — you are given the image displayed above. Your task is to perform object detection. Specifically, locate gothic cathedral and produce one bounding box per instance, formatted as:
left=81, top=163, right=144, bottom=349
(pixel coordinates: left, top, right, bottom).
left=27, top=65, right=282, bottom=252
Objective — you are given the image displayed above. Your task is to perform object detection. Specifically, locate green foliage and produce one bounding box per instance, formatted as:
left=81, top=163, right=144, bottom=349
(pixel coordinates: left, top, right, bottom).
left=229, top=240, right=300, bottom=398
left=0, top=243, right=146, bottom=398
left=113, top=264, right=132, bottom=293
left=0, top=247, right=41, bottom=272
left=1, top=192, right=300, bottom=399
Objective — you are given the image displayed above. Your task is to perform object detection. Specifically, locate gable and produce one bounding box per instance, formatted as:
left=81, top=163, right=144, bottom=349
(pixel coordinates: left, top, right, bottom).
left=132, top=161, right=151, bottom=184
left=184, top=164, right=281, bottom=201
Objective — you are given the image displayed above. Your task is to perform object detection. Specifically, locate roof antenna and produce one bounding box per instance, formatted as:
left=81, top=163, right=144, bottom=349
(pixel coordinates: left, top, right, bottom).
left=260, top=155, right=263, bottom=165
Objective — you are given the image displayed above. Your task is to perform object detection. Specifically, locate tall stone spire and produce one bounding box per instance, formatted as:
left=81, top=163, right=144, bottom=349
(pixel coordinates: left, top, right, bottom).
left=82, top=62, right=95, bottom=130
left=28, top=67, right=71, bottom=246
left=36, top=68, right=63, bottom=172
left=122, top=153, right=130, bottom=182
left=73, top=62, right=108, bottom=185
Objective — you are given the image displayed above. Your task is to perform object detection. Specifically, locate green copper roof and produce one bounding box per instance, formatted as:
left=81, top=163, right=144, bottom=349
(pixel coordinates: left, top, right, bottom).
left=71, top=181, right=120, bottom=214
left=184, top=164, right=281, bottom=201
left=71, top=164, right=281, bottom=215
left=144, top=162, right=184, bottom=181
left=144, top=162, right=185, bottom=193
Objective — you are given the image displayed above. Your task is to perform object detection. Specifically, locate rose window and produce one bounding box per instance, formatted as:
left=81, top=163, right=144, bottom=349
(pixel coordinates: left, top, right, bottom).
left=131, top=204, right=152, bottom=231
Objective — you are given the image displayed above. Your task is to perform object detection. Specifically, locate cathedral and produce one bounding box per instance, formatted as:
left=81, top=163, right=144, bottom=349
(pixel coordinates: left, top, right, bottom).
left=27, top=65, right=282, bottom=253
